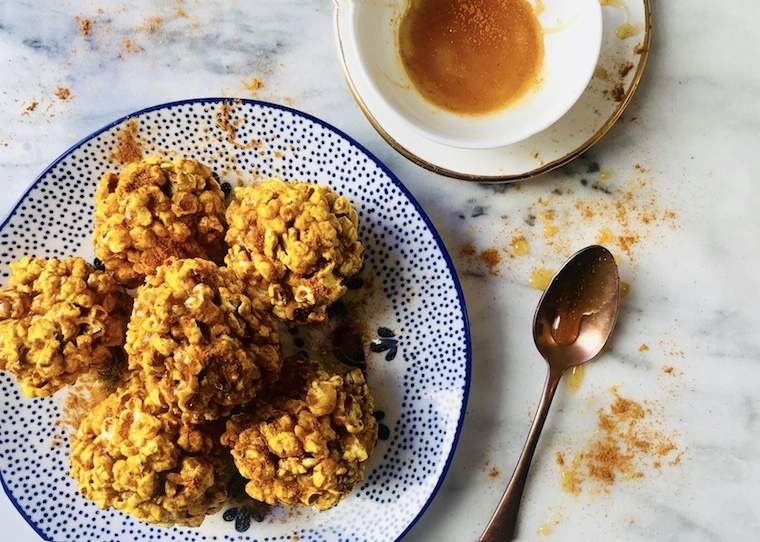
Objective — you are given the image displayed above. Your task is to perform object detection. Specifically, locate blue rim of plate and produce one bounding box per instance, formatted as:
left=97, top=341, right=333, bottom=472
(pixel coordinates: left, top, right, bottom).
left=0, top=98, right=472, bottom=542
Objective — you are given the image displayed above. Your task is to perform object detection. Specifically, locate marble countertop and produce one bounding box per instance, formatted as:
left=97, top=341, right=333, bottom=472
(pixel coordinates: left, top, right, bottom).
left=1, top=1, right=759, bottom=540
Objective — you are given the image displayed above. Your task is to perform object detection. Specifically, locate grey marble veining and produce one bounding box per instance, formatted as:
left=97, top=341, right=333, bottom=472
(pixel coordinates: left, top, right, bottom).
left=1, top=0, right=760, bottom=540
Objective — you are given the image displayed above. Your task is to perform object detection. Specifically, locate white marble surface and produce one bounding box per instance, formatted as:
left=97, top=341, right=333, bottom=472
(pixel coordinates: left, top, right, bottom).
left=1, top=1, right=759, bottom=540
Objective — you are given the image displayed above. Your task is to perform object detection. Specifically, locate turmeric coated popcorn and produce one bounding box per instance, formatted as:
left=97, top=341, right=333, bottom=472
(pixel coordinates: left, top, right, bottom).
left=126, top=258, right=281, bottom=423
left=221, top=364, right=377, bottom=510
left=70, top=379, right=229, bottom=527
left=225, top=179, right=363, bottom=323
left=0, top=256, right=131, bottom=397
left=94, top=156, right=226, bottom=287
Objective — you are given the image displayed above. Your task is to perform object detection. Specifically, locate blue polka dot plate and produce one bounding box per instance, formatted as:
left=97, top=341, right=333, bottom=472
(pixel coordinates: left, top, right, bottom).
left=0, top=98, right=471, bottom=542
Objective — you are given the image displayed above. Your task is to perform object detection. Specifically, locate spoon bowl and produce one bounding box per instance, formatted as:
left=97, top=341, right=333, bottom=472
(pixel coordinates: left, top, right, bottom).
left=480, top=245, right=620, bottom=541
left=534, top=245, right=620, bottom=369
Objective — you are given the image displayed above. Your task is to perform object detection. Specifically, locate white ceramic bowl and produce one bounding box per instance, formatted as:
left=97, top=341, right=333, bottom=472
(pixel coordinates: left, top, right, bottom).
left=345, top=0, right=603, bottom=149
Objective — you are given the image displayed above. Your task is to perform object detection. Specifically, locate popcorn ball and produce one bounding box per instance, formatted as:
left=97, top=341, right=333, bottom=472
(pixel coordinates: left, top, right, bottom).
left=221, top=364, right=377, bottom=510
left=125, top=258, right=281, bottom=423
left=70, top=379, right=229, bottom=527
left=225, top=179, right=363, bottom=323
left=0, top=256, right=131, bottom=397
left=93, top=156, right=226, bottom=287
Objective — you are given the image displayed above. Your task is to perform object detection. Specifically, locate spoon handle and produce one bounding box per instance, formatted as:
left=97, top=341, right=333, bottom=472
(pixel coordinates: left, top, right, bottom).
left=479, top=368, right=563, bottom=542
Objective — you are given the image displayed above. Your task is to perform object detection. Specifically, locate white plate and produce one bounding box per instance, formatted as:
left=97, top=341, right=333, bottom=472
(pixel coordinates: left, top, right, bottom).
left=335, top=0, right=652, bottom=181
left=0, top=98, right=471, bottom=542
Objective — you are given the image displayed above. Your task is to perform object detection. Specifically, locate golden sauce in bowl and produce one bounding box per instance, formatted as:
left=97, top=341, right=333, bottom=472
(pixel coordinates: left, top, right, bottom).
left=398, top=0, right=544, bottom=115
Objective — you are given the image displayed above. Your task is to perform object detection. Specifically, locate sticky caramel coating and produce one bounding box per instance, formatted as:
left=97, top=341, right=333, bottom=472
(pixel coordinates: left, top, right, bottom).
left=93, top=156, right=226, bottom=287
left=0, top=256, right=131, bottom=397
left=70, top=379, right=229, bottom=527
left=225, top=179, right=363, bottom=323
left=125, top=258, right=281, bottom=423
left=222, top=366, right=377, bottom=510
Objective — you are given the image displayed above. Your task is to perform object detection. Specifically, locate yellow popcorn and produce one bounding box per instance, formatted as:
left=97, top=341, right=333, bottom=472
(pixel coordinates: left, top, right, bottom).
left=225, top=179, right=363, bottom=323
left=93, top=157, right=226, bottom=287
left=0, top=257, right=131, bottom=397
left=125, top=258, right=281, bottom=423
left=70, top=379, right=228, bottom=527
left=222, top=360, right=377, bottom=510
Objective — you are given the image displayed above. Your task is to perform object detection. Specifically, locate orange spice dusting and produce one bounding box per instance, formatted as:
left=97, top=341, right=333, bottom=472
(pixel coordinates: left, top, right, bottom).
left=618, top=61, right=634, bottom=78
left=555, top=451, right=565, bottom=466
left=479, top=249, right=501, bottom=276
left=215, top=101, right=260, bottom=149
left=611, top=82, right=626, bottom=102
left=557, top=390, right=680, bottom=494
left=488, top=467, right=500, bottom=479
left=524, top=178, right=677, bottom=263
left=22, top=100, right=38, bottom=115
left=662, top=366, right=674, bottom=375
left=54, top=87, right=71, bottom=100
left=639, top=343, right=649, bottom=352
left=120, top=37, right=142, bottom=56
left=460, top=243, right=476, bottom=257
left=138, top=16, right=163, bottom=34
left=669, top=451, right=684, bottom=466
left=57, top=373, right=114, bottom=433
left=242, top=77, right=265, bottom=97
left=109, top=119, right=142, bottom=164
left=76, top=16, right=91, bottom=36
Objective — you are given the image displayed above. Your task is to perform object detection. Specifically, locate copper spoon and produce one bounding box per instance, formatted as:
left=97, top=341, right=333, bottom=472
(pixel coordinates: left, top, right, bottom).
left=479, top=245, right=620, bottom=542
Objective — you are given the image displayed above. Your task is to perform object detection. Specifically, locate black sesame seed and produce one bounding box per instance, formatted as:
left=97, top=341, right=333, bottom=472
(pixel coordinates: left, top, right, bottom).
left=221, top=182, right=232, bottom=197
left=378, top=424, right=390, bottom=440
left=587, top=161, right=600, bottom=173
left=373, top=410, right=386, bottom=421
left=294, top=337, right=305, bottom=348
left=377, top=327, right=394, bottom=338
left=580, top=178, right=589, bottom=186
left=93, top=258, right=105, bottom=271
left=471, top=206, right=487, bottom=218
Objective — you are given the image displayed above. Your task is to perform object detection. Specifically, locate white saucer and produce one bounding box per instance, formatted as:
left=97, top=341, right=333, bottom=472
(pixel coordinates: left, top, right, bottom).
left=334, top=0, right=652, bottom=182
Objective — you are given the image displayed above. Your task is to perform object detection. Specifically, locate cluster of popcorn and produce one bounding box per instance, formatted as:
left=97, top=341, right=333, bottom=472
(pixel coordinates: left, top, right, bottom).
left=0, top=156, right=375, bottom=528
